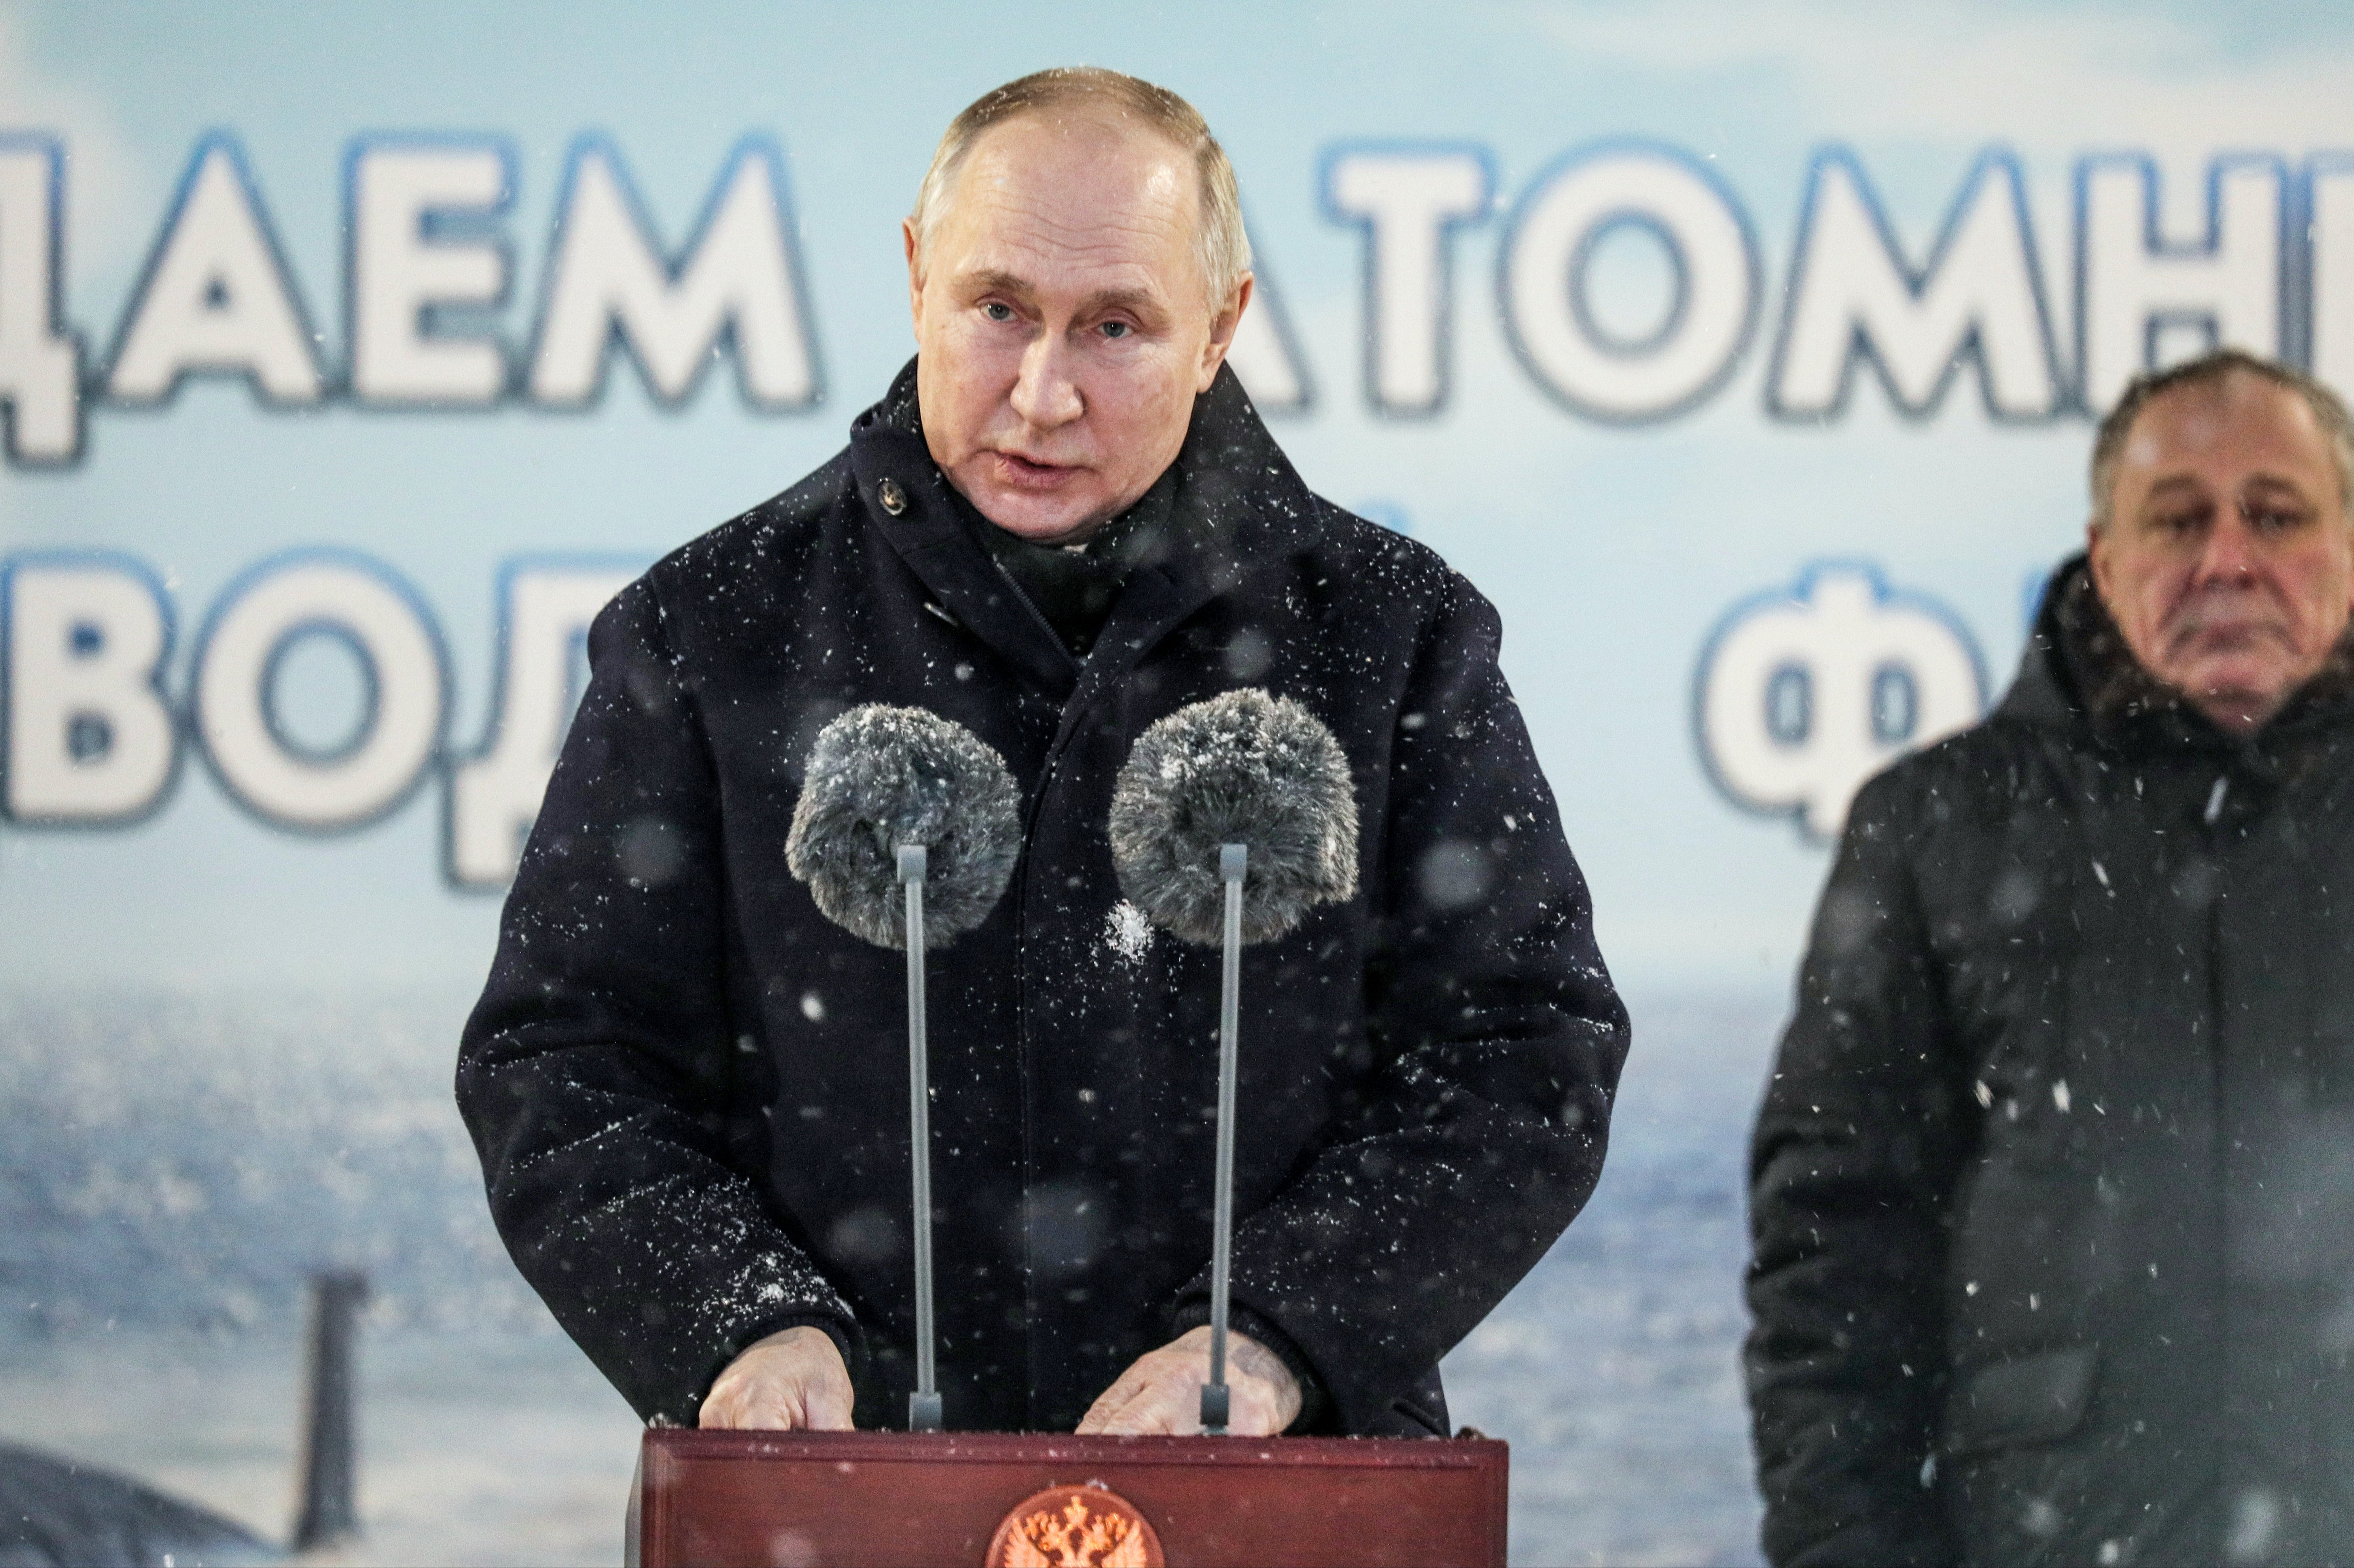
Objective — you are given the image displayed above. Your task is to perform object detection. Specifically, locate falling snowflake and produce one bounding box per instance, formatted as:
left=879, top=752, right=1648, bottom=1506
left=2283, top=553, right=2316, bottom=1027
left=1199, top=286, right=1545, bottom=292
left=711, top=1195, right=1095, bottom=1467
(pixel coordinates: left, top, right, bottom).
left=1105, top=902, right=1154, bottom=962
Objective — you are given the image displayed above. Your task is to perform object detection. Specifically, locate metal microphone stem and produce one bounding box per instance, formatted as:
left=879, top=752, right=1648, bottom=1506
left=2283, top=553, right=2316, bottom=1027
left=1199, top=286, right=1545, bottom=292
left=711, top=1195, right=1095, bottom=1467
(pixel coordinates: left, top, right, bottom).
left=1202, top=842, right=1247, bottom=1435
left=899, top=845, right=942, bottom=1433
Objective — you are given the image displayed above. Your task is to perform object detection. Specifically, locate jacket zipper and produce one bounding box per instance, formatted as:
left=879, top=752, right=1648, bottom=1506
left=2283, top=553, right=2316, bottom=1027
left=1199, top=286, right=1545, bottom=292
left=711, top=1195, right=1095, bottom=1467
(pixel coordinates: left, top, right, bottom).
left=997, top=555, right=1080, bottom=1430
left=992, top=558, right=1082, bottom=682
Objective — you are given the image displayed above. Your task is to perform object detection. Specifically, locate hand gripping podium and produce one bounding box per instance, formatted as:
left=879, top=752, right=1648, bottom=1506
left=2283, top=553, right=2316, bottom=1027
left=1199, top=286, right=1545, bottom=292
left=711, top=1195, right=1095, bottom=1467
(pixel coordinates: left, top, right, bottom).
left=730, top=704, right=1508, bottom=1565
left=627, top=1427, right=1509, bottom=1567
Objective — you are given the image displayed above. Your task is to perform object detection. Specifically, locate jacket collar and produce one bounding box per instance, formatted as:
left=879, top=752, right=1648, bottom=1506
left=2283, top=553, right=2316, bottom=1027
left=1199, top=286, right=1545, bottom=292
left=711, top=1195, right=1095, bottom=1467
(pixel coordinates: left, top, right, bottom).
left=847, top=357, right=1326, bottom=706
left=1998, top=553, right=2354, bottom=771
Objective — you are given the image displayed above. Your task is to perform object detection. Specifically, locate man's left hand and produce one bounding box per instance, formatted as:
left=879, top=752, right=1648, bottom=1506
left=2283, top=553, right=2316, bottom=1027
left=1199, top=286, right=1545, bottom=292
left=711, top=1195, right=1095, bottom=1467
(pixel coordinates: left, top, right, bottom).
left=1076, top=1325, right=1302, bottom=1436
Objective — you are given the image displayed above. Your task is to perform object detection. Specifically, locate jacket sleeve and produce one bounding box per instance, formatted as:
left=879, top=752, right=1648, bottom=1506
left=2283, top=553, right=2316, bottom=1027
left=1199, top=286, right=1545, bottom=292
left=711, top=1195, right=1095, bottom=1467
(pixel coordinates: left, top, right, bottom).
left=1187, top=571, right=1631, bottom=1436
left=455, top=580, right=859, bottom=1426
left=1745, top=769, right=1975, bottom=1567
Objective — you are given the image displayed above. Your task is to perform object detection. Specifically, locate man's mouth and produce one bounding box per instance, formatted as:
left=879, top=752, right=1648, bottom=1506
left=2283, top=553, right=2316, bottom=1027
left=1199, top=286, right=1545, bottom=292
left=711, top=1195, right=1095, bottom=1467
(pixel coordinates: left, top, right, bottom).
left=989, top=451, right=1082, bottom=488
left=2167, top=614, right=2291, bottom=659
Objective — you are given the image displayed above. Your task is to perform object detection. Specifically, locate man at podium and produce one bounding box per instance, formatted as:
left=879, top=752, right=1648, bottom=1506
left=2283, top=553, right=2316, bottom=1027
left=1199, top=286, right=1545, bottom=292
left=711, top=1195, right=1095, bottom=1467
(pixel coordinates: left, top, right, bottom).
left=457, top=67, right=1627, bottom=1442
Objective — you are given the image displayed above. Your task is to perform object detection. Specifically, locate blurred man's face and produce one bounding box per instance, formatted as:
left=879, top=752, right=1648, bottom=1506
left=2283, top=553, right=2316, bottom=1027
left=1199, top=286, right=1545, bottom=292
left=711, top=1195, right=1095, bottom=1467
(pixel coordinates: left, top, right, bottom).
left=2089, top=372, right=2354, bottom=735
left=905, top=112, right=1248, bottom=545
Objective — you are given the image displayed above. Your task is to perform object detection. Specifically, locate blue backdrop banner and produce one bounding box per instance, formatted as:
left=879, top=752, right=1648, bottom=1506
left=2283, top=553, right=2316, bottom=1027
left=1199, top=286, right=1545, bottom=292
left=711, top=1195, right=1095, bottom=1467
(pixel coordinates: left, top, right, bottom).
left=6, top=3, right=2350, bottom=999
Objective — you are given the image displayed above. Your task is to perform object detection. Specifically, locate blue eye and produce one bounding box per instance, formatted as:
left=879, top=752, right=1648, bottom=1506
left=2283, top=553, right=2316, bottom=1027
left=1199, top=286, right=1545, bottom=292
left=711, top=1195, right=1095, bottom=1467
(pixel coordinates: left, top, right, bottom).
left=982, top=302, right=1013, bottom=322
left=1101, top=321, right=1130, bottom=339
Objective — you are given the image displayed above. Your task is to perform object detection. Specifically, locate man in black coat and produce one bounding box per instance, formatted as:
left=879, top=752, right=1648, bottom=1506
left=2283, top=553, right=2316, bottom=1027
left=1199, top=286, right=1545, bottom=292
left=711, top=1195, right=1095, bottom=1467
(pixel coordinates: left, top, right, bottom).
left=1747, top=348, right=2354, bottom=1567
left=457, top=67, right=1626, bottom=1440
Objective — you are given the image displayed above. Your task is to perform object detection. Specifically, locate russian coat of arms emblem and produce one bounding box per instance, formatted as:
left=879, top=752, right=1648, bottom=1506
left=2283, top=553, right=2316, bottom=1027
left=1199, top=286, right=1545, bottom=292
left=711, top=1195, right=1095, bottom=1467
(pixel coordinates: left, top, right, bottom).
left=982, top=1485, right=1165, bottom=1568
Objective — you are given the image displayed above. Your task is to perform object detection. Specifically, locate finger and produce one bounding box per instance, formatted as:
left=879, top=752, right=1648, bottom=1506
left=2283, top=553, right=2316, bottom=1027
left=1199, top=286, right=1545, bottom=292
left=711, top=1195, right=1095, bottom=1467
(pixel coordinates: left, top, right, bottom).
left=806, top=1375, right=855, bottom=1432
left=1226, top=1391, right=1282, bottom=1437
left=736, top=1390, right=804, bottom=1431
left=1074, top=1394, right=1126, bottom=1435
left=1098, top=1385, right=1189, bottom=1436
left=699, top=1377, right=756, bottom=1429
left=713, top=1368, right=810, bottom=1431
left=703, top=1395, right=771, bottom=1430
left=1109, top=1368, right=1200, bottom=1436
left=1225, top=1374, right=1292, bottom=1437
left=1079, top=1378, right=1159, bottom=1435
left=1076, top=1364, right=1157, bottom=1434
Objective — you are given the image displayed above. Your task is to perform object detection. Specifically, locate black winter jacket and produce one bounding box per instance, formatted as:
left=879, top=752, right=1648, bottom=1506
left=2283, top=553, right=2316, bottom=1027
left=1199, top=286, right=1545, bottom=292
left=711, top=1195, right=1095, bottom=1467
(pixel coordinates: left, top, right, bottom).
left=457, top=360, right=1628, bottom=1436
left=1748, top=557, right=2354, bottom=1566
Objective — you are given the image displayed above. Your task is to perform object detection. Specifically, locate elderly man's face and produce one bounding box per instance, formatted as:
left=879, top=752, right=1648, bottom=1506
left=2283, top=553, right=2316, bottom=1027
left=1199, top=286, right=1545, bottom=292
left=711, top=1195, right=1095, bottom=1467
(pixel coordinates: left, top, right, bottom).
left=2089, top=371, right=2354, bottom=735
left=905, top=112, right=1248, bottom=544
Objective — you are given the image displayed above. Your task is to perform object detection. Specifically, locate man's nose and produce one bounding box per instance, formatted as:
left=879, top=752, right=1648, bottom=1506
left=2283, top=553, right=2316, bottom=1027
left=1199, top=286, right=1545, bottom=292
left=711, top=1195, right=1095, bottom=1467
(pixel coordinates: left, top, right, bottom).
left=2194, top=507, right=2262, bottom=585
left=1008, top=335, right=1083, bottom=431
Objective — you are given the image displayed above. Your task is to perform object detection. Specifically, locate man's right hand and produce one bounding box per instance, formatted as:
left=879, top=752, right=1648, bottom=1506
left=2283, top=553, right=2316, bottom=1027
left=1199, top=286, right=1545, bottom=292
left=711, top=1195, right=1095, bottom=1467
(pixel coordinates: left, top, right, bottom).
left=698, top=1324, right=855, bottom=1430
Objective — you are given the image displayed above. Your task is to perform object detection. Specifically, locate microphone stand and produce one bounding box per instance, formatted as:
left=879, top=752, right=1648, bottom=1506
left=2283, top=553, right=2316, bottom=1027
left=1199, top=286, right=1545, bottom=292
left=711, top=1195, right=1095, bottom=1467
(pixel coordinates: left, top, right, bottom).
left=898, top=845, right=943, bottom=1432
left=1201, top=843, right=1247, bottom=1435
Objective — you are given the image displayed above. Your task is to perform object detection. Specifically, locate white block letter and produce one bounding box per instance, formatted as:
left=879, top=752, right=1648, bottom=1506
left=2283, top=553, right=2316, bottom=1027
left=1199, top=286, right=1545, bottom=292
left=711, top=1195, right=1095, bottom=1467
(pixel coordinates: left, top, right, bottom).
left=1697, top=564, right=1984, bottom=842
left=2078, top=154, right=2284, bottom=413
left=1323, top=148, right=1490, bottom=414
left=1504, top=144, right=1758, bottom=422
left=0, top=139, right=82, bottom=462
left=529, top=138, right=817, bottom=408
left=2310, top=155, right=2354, bottom=403
left=195, top=554, right=444, bottom=830
left=447, top=560, right=634, bottom=887
left=349, top=140, right=512, bottom=405
left=1771, top=149, right=2060, bottom=420
left=107, top=136, right=324, bottom=404
left=5, top=557, right=176, bottom=822
left=1223, top=259, right=1313, bottom=414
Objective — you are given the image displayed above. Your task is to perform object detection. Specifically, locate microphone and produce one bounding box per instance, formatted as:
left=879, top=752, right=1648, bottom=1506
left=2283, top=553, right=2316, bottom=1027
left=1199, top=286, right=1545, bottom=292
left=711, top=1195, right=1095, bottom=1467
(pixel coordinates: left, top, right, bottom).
left=786, top=704, right=1022, bottom=1431
left=786, top=704, right=1023, bottom=950
left=1108, top=688, right=1357, bottom=1433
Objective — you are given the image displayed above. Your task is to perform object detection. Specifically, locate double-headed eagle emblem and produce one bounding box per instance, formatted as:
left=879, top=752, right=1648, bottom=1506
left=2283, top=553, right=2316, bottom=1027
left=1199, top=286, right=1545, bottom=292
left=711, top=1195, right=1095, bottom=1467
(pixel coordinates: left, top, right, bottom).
left=985, top=1486, right=1162, bottom=1568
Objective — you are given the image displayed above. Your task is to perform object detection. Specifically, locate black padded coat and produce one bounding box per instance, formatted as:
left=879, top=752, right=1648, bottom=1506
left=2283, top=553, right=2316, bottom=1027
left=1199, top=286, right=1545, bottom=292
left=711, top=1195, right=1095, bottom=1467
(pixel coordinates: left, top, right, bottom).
left=1748, top=557, right=2354, bottom=1566
left=457, top=360, right=1628, bottom=1436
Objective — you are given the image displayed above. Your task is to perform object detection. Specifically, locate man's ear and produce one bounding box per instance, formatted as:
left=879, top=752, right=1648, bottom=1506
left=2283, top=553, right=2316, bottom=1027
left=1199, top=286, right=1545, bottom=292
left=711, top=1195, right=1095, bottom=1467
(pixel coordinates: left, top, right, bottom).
left=2086, top=519, right=2114, bottom=601
left=903, top=218, right=926, bottom=339
left=1197, top=274, right=1254, bottom=393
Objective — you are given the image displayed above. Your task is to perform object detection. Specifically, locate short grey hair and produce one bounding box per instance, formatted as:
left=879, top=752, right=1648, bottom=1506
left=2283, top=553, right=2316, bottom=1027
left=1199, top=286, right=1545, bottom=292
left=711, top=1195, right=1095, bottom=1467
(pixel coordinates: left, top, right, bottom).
left=2091, top=348, right=2354, bottom=530
left=909, top=67, right=1252, bottom=308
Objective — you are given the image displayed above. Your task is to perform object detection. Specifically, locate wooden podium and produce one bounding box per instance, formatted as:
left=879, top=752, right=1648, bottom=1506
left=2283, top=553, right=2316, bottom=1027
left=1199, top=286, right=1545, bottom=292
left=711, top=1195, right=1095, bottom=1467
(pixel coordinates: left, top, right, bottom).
left=655, top=736, right=1512, bottom=1564
left=627, top=1429, right=1508, bottom=1567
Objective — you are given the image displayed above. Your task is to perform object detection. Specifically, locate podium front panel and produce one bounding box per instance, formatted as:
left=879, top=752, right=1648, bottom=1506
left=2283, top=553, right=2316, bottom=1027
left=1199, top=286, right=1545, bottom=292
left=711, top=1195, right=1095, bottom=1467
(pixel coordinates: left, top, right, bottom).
left=632, top=1428, right=1507, bottom=1567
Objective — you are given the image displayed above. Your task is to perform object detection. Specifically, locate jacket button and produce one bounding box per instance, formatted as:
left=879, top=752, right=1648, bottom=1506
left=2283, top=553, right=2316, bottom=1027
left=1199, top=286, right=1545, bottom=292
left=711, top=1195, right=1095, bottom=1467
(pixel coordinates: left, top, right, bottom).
left=879, top=478, right=907, bottom=515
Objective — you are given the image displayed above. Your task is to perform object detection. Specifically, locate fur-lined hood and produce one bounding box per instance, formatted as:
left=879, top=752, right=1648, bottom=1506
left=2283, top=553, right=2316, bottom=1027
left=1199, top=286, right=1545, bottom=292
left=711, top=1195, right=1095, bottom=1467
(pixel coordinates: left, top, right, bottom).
left=1996, top=552, right=2354, bottom=757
